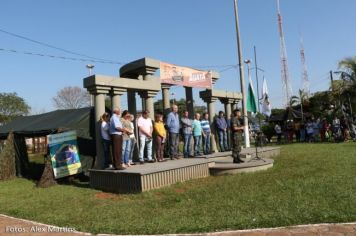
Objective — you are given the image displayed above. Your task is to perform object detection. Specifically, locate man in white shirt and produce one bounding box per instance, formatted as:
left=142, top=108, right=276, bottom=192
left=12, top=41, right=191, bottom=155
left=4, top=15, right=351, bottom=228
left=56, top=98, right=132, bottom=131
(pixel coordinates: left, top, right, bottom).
left=137, top=111, right=154, bottom=164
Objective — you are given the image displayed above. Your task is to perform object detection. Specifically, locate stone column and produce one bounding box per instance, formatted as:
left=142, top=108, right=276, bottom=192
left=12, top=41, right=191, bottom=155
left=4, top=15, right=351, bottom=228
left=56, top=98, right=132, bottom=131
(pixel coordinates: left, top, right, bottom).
left=146, top=96, right=154, bottom=119
left=225, top=102, right=232, bottom=119
left=139, top=91, right=158, bottom=120
left=185, top=86, right=194, bottom=119
left=161, top=84, right=171, bottom=115
left=88, top=86, right=110, bottom=169
left=127, top=90, right=137, bottom=116
left=111, top=94, right=120, bottom=110
left=141, top=74, right=155, bottom=114
left=206, top=97, right=218, bottom=153
left=111, top=88, right=126, bottom=111
left=141, top=98, right=146, bottom=112
left=231, top=100, right=238, bottom=111
left=184, top=86, right=194, bottom=155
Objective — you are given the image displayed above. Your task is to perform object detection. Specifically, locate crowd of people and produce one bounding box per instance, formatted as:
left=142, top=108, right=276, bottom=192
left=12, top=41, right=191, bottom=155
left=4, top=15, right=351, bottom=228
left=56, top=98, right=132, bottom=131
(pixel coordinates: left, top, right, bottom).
left=274, top=116, right=356, bottom=144
left=99, top=105, right=245, bottom=170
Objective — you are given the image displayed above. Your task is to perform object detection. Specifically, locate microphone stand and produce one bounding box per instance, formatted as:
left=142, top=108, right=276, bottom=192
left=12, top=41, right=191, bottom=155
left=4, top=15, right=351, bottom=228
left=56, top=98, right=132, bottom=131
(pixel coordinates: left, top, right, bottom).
left=242, top=115, right=266, bottom=162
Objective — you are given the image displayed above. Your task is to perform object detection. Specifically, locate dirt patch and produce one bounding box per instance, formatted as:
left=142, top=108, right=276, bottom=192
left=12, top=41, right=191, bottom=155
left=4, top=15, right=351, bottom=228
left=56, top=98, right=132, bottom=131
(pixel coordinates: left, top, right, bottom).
left=154, top=192, right=163, bottom=197
left=94, top=192, right=127, bottom=201
left=174, top=188, right=186, bottom=193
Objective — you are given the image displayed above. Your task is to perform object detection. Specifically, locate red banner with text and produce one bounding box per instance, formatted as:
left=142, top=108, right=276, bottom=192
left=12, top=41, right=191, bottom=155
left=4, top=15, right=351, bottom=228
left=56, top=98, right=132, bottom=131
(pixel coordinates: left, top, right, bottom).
left=160, top=62, right=212, bottom=89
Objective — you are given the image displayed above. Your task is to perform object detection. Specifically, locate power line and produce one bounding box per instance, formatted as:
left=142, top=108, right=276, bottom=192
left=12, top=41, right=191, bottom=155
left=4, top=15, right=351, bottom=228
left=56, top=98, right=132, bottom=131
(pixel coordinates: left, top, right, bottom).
left=1, top=28, right=250, bottom=70
left=0, top=28, right=123, bottom=64
left=219, top=65, right=237, bottom=73
left=0, top=29, right=243, bottom=71
left=0, top=28, right=243, bottom=70
left=190, top=64, right=236, bottom=69
left=0, top=46, right=240, bottom=70
left=0, top=47, right=123, bottom=64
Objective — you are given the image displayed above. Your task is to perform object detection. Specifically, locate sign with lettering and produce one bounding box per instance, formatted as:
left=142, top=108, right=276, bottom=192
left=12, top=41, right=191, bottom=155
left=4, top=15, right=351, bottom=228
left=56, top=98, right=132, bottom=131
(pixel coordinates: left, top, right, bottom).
left=160, top=62, right=212, bottom=89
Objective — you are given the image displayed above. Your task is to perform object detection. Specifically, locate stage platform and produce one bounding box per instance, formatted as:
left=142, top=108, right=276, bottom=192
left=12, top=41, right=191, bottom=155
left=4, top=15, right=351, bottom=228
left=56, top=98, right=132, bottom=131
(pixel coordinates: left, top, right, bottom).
left=89, top=146, right=280, bottom=193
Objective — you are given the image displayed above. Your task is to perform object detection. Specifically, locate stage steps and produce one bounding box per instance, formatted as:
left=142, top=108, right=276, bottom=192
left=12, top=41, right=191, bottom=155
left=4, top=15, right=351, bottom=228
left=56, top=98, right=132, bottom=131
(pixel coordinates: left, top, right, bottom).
left=208, top=146, right=280, bottom=175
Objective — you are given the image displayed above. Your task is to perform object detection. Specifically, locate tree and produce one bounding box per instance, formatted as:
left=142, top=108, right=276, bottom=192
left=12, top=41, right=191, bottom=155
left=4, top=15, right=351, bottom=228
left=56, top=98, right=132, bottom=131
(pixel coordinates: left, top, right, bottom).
left=289, top=95, right=299, bottom=108
left=52, top=86, right=91, bottom=109
left=308, top=91, right=334, bottom=118
left=290, top=89, right=309, bottom=121
left=154, top=98, right=204, bottom=116
left=194, top=105, right=207, bottom=116
left=328, top=56, right=356, bottom=118
left=0, top=92, right=30, bottom=124
left=338, top=56, right=356, bottom=80
left=30, top=107, right=47, bottom=115
left=0, top=132, right=16, bottom=180
left=271, top=108, right=286, bottom=117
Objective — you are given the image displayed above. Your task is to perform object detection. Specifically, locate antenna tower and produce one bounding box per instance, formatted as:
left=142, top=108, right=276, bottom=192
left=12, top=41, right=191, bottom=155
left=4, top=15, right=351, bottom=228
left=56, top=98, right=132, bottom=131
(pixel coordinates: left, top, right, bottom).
left=277, top=0, right=292, bottom=107
left=300, top=35, right=310, bottom=97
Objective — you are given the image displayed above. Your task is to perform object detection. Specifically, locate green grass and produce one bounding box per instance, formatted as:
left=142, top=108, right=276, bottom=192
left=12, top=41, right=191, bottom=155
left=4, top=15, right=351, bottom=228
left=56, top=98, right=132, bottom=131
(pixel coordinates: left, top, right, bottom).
left=28, top=153, right=46, bottom=164
left=0, top=143, right=355, bottom=234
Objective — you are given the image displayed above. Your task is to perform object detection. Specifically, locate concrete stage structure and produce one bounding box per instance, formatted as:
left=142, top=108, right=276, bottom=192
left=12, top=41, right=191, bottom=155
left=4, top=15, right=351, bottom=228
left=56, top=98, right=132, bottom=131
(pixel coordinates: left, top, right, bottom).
left=83, top=57, right=242, bottom=169
left=89, top=147, right=280, bottom=193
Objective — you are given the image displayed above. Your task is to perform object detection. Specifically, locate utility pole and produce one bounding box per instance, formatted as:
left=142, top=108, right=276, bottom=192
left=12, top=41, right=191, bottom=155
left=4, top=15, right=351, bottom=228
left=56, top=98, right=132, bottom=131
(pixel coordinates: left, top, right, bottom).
left=254, top=46, right=260, bottom=112
left=86, top=64, right=95, bottom=106
left=330, top=70, right=334, bottom=92
left=330, top=70, right=341, bottom=114
left=233, top=0, right=250, bottom=148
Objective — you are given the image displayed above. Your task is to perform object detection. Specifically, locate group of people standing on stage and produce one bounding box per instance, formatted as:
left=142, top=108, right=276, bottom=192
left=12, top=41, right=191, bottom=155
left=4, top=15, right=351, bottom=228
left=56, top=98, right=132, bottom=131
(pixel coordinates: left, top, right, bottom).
left=274, top=115, right=356, bottom=144
left=167, top=106, right=213, bottom=159
left=100, top=105, right=245, bottom=170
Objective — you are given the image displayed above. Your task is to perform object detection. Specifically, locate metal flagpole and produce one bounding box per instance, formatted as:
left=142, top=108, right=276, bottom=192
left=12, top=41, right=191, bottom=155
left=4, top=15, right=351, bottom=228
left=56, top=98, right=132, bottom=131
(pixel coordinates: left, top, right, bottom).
left=233, top=0, right=250, bottom=148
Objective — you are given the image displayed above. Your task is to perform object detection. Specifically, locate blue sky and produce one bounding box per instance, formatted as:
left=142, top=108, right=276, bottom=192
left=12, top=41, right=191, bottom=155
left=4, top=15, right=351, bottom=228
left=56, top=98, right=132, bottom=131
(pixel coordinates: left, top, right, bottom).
left=1, top=0, right=356, bottom=113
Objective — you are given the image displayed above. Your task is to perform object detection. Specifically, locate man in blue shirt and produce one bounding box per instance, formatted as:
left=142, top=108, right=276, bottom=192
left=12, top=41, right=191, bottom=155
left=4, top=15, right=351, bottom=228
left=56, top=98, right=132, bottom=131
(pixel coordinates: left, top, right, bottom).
left=215, top=111, right=229, bottom=152
left=166, top=105, right=180, bottom=159
left=181, top=110, right=193, bottom=158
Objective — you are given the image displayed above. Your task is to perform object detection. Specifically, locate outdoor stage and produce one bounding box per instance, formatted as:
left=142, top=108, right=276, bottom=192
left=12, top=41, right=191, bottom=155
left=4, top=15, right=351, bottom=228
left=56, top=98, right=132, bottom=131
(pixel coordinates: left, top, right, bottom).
left=89, top=146, right=280, bottom=193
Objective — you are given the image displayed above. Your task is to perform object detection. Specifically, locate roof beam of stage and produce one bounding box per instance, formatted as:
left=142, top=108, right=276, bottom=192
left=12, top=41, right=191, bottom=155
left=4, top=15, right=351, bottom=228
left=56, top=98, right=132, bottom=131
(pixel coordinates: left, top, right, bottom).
left=83, top=74, right=161, bottom=93
left=200, top=89, right=242, bottom=101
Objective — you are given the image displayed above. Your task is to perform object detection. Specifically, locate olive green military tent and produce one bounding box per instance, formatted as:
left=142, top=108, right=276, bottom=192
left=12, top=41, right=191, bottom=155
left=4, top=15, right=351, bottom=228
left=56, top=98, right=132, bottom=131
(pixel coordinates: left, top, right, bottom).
left=0, top=107, right=97, bottom=177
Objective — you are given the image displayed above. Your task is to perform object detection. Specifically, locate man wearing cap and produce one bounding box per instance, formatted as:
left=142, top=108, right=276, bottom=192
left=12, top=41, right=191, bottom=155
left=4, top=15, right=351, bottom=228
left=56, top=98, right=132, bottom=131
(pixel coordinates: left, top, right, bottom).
left=231, top=109, right=244, bottom=163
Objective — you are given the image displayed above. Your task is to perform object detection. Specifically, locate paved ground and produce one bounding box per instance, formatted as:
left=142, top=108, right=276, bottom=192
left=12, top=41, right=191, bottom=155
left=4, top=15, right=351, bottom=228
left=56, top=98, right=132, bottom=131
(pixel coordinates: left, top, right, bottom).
left=1, top=214, right=355, bottom=236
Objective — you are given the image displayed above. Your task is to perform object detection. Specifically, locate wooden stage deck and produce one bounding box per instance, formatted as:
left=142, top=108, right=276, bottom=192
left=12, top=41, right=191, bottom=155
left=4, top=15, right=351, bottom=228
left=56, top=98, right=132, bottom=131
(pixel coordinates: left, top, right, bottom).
left=89, top=146, right=280, bottom=193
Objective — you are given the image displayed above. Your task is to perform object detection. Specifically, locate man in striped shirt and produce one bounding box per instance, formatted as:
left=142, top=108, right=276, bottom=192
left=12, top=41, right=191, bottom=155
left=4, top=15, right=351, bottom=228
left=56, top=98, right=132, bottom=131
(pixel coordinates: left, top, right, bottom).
left=200, top=112, right=211, bottom=155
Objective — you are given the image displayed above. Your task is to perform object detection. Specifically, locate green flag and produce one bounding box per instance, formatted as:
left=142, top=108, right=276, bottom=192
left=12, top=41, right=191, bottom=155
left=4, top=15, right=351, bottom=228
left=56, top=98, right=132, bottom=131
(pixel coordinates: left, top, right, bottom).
left=247, top=81, right=257, bottom=113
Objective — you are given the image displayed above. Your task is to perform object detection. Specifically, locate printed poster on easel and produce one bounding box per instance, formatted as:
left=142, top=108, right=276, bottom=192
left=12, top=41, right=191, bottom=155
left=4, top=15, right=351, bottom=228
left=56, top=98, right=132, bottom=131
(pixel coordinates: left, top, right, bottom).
left=47, top=130, right=82, bottom=179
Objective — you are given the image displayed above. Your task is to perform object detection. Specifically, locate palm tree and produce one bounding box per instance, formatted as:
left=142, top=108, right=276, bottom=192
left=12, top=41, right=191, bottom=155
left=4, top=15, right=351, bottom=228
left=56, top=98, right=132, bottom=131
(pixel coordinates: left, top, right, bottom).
left=289, top=89, right=308, bottom=121
left=298, top=89, right=309, bottom=121
left=337, top=57, right=356, bottom=118
left=289, top=95, right=299, bottom=107
left=338, top=56, right=356, bottom=81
